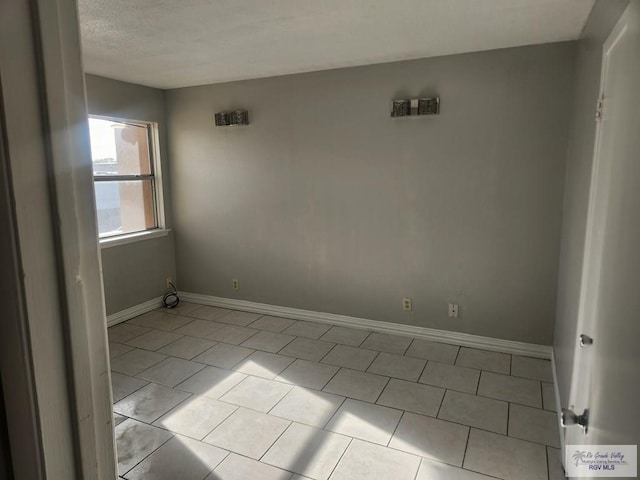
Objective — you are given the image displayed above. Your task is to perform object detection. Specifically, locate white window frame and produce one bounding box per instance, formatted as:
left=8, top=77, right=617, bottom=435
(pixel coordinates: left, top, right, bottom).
left=89, top=114, right=167, bottom=246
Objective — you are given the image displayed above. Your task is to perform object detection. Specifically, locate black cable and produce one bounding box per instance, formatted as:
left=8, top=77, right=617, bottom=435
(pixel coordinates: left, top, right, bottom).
left=163, top=281, right=180, bottom=309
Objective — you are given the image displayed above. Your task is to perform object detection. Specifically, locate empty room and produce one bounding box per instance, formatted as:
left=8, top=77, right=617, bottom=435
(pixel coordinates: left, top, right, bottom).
left=0, top=1, right=638, bottom=479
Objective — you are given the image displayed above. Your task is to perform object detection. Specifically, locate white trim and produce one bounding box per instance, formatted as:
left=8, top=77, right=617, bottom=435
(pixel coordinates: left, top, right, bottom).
left=179, top=292, right=552, bottom=359
left=551, top=349, right=566, bottom=470
left=99, top=228, right=169, bottom=249
left=107, top=297, right=164, bottom=327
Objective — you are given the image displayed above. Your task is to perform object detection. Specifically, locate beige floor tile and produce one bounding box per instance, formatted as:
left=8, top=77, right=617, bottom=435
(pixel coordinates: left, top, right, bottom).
left=240, top=330, right=295, bottom=353
left=113, top=413, right=127, bottom=426
left=115, top=419, right=173, bottom=476
left=190, top=305, right=232, bottom=321
left=248, top=315, right=296, bottom=332
left=137, top=357, right=205, bottom=387
left=174, top=319, right=223, bottom=338
left=321, top=345, right=378, bottom=371
left=175, top=366, right=247, bottom=399
left=128, top=311, right=193, bottom=332
left=111, top=372, right=148, bottom=402
left=508, top=403, right=560, bottom=447
left=455, top=348, right=511, bottom=374
left=275, top=359, right=339, bottom=390
left=416, top=458, right=497, bottom=479
left=478, top=371, right=542, bottom=407
left=542, top=382, right=557, bottom=411
left=438, top=390, right=508, bottom=434
left=193, top=343, right=254, bottom=369
left=204, top=408, right=290, bottom=459
left=109, top=342, right=134, bottom=360
left=154, top=395, right=237, bottom=439
left=158, top=336, right=216, bottom=359
left=329, top=439, right=420, bottom=480
left=319, top=326, right=370, bottom=346
left=208, top=453, right=291, bottom=480
left=125, top=435, right=227, bottom=480
left=367, top=352, right=426, bottom=381
left=205, top=324, right=260, bottom=345
left=323, top=368, right=389, bottom=403
left=405, top=339, right=460, bottom=364
left=108, top=323, right=151, bottom=343
left=389, top=412, right=469, bottom=467
left=464, top=429, right=547, bottom=480
left=110, top=348, right=167, bottom=376
left=547, top=446, right=565, bottom=480
left=234, top=351, right=295, bottom=379
left=282, top=320, right=332, bottom=339
left=269, top=386, right=344, bottom=428
left=114, top=383, right=190, bottom=423
left=326, top=398, right=402, bottom=445
left=376, top=378, right=444, bottom=417
left=279, top=337, right=335, bottom=362
left=360, top=333, right=412, bottom=355
left=262, top=422, right=350, bottom=480
left=220, top=376, right=292, bottom=412
left=215, top=310, right=262, bottom=326
left=511, top=356, right=553, bottom=382
left=125, top=329, right=183, bottom=351
left=419, top=361, right=480, bottom=394
left=161, top=302, right=202, bottom=316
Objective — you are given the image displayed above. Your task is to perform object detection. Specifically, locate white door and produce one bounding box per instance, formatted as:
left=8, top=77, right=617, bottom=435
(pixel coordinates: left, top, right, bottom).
left=565, top=0, right=640, bottom=467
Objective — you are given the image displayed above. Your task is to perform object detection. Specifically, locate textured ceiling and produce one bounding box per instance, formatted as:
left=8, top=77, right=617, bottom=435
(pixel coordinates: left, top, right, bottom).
left=78, top=0, right=594, bottom=89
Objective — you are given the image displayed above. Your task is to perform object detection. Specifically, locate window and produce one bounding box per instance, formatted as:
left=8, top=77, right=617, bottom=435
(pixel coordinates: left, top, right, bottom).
left=88, top=116, right=162, bottom=239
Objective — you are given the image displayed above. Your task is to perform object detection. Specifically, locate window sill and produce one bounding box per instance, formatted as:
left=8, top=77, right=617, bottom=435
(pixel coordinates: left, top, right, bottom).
left=99, top=229, right=170, bottom=249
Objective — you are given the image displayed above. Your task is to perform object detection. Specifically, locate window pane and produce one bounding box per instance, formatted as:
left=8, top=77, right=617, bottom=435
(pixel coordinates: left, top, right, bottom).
left=94, top=180, right=156, bottom=237
left=89, top=118, right=151, bottom=176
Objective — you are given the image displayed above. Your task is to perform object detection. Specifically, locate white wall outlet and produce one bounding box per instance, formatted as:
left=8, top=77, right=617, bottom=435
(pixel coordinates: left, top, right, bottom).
left=448, top=303, right=459, bottom=318
left=402, top=297, right=412, bottom=311
left=232, top=279, right=240, bottom=290
left=166, top=277, right=173, bottom=289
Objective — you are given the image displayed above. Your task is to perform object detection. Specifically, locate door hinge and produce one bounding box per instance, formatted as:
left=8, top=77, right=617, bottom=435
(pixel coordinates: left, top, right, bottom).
left=595, top=98, right=604, bottom=120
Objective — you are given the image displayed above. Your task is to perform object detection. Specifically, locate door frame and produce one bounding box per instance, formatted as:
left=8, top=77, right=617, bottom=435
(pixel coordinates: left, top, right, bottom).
left=0, top=0, right=116, bottom=477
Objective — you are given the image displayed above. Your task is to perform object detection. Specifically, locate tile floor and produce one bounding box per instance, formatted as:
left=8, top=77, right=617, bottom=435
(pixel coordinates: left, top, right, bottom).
left=109, top=303, right=564, bottom=480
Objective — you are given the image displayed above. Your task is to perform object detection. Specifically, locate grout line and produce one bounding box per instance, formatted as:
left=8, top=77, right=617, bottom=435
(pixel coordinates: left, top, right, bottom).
left=325, top=437, right=353, bottom=480
left=461, top=422, right=472, bottom=470
left=118, top=422, right=176, bottom=477
left=453, top=345, right=462, bottom=364
left=435, top=388, right=448, bottom=418
left=321, top=396, right=348, bottom=429
left=416, top=358, right=429, bottom=382
left=257, top=420, right=294, bottom=462
left=385, top=410, right=405, bottom=447
left=373, top=376, right=392, bottom=404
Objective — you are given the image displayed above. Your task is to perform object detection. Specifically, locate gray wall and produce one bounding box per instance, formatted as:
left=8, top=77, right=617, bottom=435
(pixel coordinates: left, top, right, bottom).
left=166, top=42, right=575, bottom=345
left=85, top=75, right=176, bottom=315
left=553, top=0, right=629, bottom=406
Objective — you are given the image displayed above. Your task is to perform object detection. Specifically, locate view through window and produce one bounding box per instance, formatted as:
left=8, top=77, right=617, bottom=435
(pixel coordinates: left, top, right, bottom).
left=89, top=117, right=158, bottom=238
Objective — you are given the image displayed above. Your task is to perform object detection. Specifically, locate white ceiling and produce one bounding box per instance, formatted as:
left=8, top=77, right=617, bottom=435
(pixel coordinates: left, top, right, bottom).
left=78, top=0, right=594, bottom=90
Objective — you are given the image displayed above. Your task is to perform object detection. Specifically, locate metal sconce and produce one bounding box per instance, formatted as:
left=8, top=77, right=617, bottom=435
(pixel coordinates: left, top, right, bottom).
left=390, top=97, right=440, bottom=118
left=215, top=110, right=249, bottom=126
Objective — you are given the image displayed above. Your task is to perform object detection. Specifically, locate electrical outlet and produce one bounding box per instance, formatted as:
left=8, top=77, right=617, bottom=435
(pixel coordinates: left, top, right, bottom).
left=232, top=279, right=240, bottom=290
left=448, top=303, right=459, bottom=318
left=166, top=277, right=173, bottom=289
left=402, top=297, right=412, bottom=311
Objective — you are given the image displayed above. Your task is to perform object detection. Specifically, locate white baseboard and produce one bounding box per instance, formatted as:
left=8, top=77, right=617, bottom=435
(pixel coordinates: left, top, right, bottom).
left=106, top=296, right=164, bottom=327
left=179, top=292, right=552, bottom=359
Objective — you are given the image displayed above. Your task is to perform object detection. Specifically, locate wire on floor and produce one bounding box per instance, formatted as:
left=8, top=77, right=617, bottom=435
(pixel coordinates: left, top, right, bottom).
left=163, top=281, right=180, bottom=309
